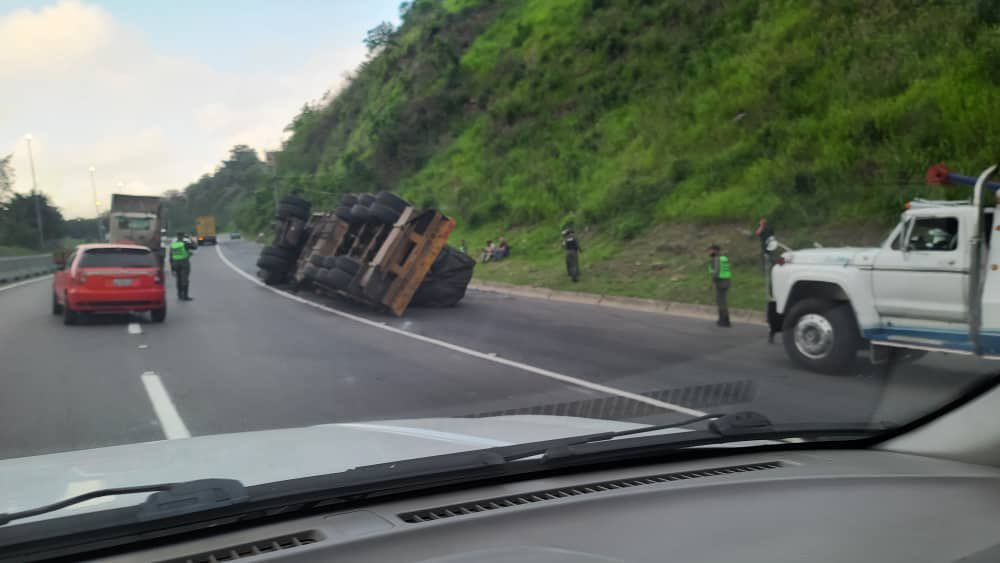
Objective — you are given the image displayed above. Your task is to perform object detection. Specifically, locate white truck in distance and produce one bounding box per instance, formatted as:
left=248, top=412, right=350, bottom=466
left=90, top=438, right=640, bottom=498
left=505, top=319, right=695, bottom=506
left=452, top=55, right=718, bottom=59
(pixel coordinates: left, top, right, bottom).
left=769, top=163, right=1000, bottom=373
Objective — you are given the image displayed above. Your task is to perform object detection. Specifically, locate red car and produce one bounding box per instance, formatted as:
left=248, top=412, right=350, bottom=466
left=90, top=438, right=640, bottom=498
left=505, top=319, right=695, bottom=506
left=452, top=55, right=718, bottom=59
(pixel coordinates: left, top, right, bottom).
left=52, top=244, right=166, bottom=325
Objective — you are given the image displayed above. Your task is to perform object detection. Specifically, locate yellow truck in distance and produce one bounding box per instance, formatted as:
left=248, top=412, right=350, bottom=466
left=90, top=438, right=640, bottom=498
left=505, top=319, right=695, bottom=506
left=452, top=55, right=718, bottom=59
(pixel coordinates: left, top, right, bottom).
left=194, top=216, right=217, bottom=246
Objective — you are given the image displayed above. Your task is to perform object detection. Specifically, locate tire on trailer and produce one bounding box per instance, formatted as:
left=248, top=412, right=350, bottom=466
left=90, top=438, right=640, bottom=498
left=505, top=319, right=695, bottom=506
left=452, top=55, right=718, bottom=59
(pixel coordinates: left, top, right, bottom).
left=277, top=202, right=310, bottom=221
left=782, top=299, right=861, bottom=374
left=261, top=246, right=295, bottom=260
left=322, top=256, right=339, bottom=269
left=335, top=256, right=362, bottom=275
left=257, top=254, right=292, bottom=272
left=309, top=254, right=325, bottom=267
left=303, top=263, right=320, bottom=280
left=350, top=204, right=373, bottom=223
left=326, top=268, right=354, bottom=290
left=370, top=202, right=401, bottom=225
left=340, top=193, right=359, bottom=207
left=375, top=191, right=408, bottom=212
left=358, top=193, right=376, bottom=206
left=334, top=205, right=353, bottom=222
left=280, top=194, right=310, bottom=208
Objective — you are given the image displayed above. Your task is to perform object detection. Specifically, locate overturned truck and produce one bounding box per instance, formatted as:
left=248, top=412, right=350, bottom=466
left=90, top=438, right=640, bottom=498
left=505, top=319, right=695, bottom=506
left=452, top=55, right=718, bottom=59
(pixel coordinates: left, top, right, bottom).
left=256, top=191, right=475, bottom=316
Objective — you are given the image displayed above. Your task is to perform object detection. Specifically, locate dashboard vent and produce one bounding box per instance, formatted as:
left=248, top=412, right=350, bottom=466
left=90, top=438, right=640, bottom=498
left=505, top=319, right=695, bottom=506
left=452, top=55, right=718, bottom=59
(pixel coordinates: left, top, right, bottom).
left=398, top=461, right=782, bottom=524
left=158, top=531, right=321, bottom=563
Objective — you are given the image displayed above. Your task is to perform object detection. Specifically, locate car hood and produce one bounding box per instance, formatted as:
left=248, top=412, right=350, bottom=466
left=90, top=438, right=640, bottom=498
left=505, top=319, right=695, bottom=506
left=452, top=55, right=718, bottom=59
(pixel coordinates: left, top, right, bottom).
left=785, top=247, right=879, bottom=267
left=0, top=415, right=672, bottom=523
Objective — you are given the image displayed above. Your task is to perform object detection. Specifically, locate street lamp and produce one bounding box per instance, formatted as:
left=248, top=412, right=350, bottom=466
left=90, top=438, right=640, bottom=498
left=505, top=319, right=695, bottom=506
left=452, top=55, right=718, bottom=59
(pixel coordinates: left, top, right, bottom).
left=89, top=166, right=104, bottom=241
left=23, top=134, right=44, bottom=248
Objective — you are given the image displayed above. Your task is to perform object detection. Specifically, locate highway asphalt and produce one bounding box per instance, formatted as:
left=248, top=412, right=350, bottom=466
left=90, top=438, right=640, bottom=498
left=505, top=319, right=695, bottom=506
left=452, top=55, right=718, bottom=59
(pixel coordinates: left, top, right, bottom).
left=0, top=239, right=994, bottom=461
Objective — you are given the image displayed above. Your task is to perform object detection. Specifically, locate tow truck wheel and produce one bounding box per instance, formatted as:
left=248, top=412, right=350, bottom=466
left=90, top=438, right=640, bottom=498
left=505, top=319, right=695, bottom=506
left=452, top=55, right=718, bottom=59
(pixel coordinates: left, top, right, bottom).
left=782, top=299, right=860, bottom=374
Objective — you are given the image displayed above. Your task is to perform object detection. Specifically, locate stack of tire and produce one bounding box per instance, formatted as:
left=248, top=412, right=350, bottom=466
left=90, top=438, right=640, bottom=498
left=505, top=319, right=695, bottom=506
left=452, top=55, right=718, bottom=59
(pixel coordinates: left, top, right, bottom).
left=411, top=245, right=476, bottom=308
left=256, top=194, right=312, bottom=285
left=335, top=191, right=410, bottom=226
left=309, top=254, right=363, bottom=292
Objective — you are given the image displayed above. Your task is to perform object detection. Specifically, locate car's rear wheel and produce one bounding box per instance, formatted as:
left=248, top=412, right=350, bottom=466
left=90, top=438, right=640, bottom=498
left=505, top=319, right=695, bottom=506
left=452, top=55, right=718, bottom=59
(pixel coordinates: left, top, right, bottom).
left=52, top=292, right=63, bottom=315
left=63, top=297, right=78, bottom=326
left=782, top=299, right=860, bottom=374
left=151, top=304, right=166, bottom=323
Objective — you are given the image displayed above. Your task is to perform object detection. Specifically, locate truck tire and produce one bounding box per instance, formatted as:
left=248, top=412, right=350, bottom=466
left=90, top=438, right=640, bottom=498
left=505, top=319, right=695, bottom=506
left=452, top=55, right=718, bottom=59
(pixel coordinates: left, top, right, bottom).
left=340, top=193, right=359, bottom=206
left=323, top=256, right=339, bottom=269
left=358, top=193, right=376, bottom=206
left=277, top=202, right=310, bottom=221
left=261, top=246, right=295, bottom=260
left=326, top=269, right=354, bottom=290
left=350, top=204, right=373, bottom=223
left=375, top=191, right=408, bottom=212
left=302, top=263, right=319, bottom=280
left=335, top=256, right=362, bottom=275
left=782, top=299, right=860, bottom=374
left=334, top=206, right=353, bottom=222
left=370, top=202, right=402, bottom=225
left=309, top=254, right=325, bottom=267
left=257, top=254, right=292, bottom=272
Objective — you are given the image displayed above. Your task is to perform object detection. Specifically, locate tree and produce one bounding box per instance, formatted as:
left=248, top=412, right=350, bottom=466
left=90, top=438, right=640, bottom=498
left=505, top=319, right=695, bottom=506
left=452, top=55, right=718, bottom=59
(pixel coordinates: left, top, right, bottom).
left=0, top=154, right=13, bottom=201
left=364, top=21, right=396, bottom=52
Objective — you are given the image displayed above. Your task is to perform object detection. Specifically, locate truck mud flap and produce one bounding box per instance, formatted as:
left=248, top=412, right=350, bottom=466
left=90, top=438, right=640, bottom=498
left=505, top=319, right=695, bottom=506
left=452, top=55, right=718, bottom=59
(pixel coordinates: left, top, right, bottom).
left=767, top=301, right=783, bottom=333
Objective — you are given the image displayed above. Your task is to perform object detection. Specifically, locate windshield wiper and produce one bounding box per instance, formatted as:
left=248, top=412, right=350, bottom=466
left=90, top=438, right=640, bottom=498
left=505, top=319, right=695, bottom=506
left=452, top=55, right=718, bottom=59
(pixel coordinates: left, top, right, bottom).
left=496, top=411, right=891, bottom=464
left=0, top=478, right=247, bottom=527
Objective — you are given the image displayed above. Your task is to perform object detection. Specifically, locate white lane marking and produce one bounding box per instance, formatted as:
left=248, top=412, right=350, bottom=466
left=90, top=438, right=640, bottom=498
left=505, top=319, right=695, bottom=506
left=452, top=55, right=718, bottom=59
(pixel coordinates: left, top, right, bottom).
left=216, top=245, right=706, bottom=417
left=127, top=322, right=142, bottom=335
left=141, top=372, right=191, bottom=440
left=0, top=274, right=52, bottom=293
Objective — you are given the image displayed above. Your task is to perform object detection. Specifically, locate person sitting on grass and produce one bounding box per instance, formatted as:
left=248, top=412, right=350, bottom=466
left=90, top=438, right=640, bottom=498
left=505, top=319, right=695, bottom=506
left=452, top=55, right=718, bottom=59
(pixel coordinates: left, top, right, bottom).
left=480, top=240, right=495, bottom=263
left=493, top=237, right=510, bottom=260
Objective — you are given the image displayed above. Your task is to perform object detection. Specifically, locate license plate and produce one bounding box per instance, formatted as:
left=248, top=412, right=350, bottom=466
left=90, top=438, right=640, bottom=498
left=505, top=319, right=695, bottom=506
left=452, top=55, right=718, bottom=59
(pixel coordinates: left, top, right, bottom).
left=112, top=278, right=134, bottom=287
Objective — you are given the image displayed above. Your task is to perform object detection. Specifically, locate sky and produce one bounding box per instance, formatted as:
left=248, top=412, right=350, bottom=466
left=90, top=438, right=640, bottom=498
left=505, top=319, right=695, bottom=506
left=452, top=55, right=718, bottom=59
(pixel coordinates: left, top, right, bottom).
left=0, top=0, right=400, bottom=218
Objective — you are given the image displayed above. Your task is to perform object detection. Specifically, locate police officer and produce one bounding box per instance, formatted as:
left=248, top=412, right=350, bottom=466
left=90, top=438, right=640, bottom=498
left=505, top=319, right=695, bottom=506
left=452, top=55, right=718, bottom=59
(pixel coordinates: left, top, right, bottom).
left=562, top=229, right=582, bottom=282
left=169, top=232, right=194, bottom=301
left=708, top=244, right=731, bottom=327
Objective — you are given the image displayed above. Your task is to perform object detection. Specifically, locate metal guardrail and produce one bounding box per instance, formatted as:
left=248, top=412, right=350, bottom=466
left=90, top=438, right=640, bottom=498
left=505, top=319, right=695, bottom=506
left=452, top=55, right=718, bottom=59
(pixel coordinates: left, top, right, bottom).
left=0, top=254, right=57, bottom=284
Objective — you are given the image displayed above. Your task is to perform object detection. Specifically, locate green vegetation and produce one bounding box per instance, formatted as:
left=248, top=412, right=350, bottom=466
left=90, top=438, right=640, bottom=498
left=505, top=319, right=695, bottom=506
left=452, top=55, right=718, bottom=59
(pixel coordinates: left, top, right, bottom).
left=221, top=0, right=1000, bottom=305
left=0, top=154, right=68, bottom=250
left=165, top=145, right=268, bottom=233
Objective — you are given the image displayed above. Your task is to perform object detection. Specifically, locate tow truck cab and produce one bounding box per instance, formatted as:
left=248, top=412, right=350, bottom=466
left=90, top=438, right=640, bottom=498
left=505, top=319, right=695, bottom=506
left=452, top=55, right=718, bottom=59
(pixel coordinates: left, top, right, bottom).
left=770, top=164, right=1000, bottom=373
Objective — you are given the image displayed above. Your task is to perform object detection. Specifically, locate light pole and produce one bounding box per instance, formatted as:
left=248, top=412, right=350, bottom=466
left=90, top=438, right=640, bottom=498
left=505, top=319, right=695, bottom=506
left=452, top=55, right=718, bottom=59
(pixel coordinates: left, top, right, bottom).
left=89, top=166, right=104, bottom=241
left=24, top=134, right=44, bottom=248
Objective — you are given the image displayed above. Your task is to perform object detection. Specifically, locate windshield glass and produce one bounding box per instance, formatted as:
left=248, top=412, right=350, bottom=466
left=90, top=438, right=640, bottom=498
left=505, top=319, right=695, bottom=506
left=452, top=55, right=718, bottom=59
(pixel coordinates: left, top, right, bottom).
left=79, top=248, right=156, bottom=268
left=0, top=0, right=998, bottom=537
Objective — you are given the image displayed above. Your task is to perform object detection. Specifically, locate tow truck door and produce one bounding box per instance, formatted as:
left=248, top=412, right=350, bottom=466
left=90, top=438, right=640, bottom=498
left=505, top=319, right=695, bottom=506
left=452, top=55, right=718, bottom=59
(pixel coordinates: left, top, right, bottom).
left=871, top=212, right=969, bottom=322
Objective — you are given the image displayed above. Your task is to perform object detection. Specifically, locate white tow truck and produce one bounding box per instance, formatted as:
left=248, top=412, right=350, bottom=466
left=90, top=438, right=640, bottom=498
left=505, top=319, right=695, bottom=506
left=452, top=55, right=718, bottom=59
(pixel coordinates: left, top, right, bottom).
left=768, top=163, right=1000, bottom=373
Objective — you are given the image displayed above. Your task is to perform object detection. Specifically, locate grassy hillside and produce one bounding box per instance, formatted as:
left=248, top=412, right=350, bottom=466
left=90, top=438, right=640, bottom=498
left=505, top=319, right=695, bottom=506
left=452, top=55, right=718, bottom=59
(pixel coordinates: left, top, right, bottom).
left=234, top=0, right=1000, bottom=308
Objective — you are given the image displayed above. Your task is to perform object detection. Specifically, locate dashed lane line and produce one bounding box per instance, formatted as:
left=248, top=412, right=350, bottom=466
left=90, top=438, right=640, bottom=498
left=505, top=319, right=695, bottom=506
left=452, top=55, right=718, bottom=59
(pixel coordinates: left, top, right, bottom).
left=128, top=322, right=142, bottom=335
left=215, top=244, right=706, bottom=418
left=141, top=371, right=191, bottom=440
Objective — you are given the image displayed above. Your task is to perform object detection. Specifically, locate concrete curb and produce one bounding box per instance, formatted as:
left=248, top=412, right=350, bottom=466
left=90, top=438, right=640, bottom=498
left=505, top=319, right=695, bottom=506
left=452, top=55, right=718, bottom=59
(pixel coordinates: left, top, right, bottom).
left=468, top=280, right=768, bottom=326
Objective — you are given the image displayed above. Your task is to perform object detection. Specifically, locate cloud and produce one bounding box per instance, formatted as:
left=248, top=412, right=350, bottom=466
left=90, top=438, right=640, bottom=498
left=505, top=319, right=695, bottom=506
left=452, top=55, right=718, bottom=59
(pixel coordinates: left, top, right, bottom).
left=0, top=0, right=366, bottom=218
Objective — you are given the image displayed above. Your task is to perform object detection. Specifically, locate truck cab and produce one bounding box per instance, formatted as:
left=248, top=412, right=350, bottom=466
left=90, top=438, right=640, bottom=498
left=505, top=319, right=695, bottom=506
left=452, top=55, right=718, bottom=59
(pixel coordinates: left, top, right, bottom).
left=770, top=164, right=1000, bottom=373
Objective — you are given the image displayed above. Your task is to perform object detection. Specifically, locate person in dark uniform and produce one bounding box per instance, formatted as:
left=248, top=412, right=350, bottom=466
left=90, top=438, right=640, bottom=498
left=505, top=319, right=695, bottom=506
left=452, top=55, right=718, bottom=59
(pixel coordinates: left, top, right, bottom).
left=709, top=244, right=731, bottom=327
left=755, top=217, right=774, bottom=273
left=562, top=229, right=582, bottom=282
left=169, top=232, right=195, bottom=301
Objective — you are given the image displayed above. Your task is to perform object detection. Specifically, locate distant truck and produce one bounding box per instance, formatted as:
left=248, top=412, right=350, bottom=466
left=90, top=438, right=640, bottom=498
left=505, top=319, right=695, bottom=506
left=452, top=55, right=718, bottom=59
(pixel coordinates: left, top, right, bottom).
left=257, top=191, right=474, bottom=316
left=195, top=216, right=217, bottom=246
left=768, top=163, right=1000, bottom=374
left=110, top=194, right=164, bottom=263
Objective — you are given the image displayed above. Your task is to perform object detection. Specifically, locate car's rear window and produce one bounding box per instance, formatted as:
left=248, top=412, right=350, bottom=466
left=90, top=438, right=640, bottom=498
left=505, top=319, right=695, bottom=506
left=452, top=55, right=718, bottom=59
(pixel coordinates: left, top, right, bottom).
left=79, top=248, right=157, bottom=268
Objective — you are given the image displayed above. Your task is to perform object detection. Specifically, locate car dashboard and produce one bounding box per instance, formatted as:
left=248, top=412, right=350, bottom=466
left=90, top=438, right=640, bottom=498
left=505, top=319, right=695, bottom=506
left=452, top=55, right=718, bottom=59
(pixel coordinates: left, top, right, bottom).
left=81, top=449, right=1000, bottom=562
